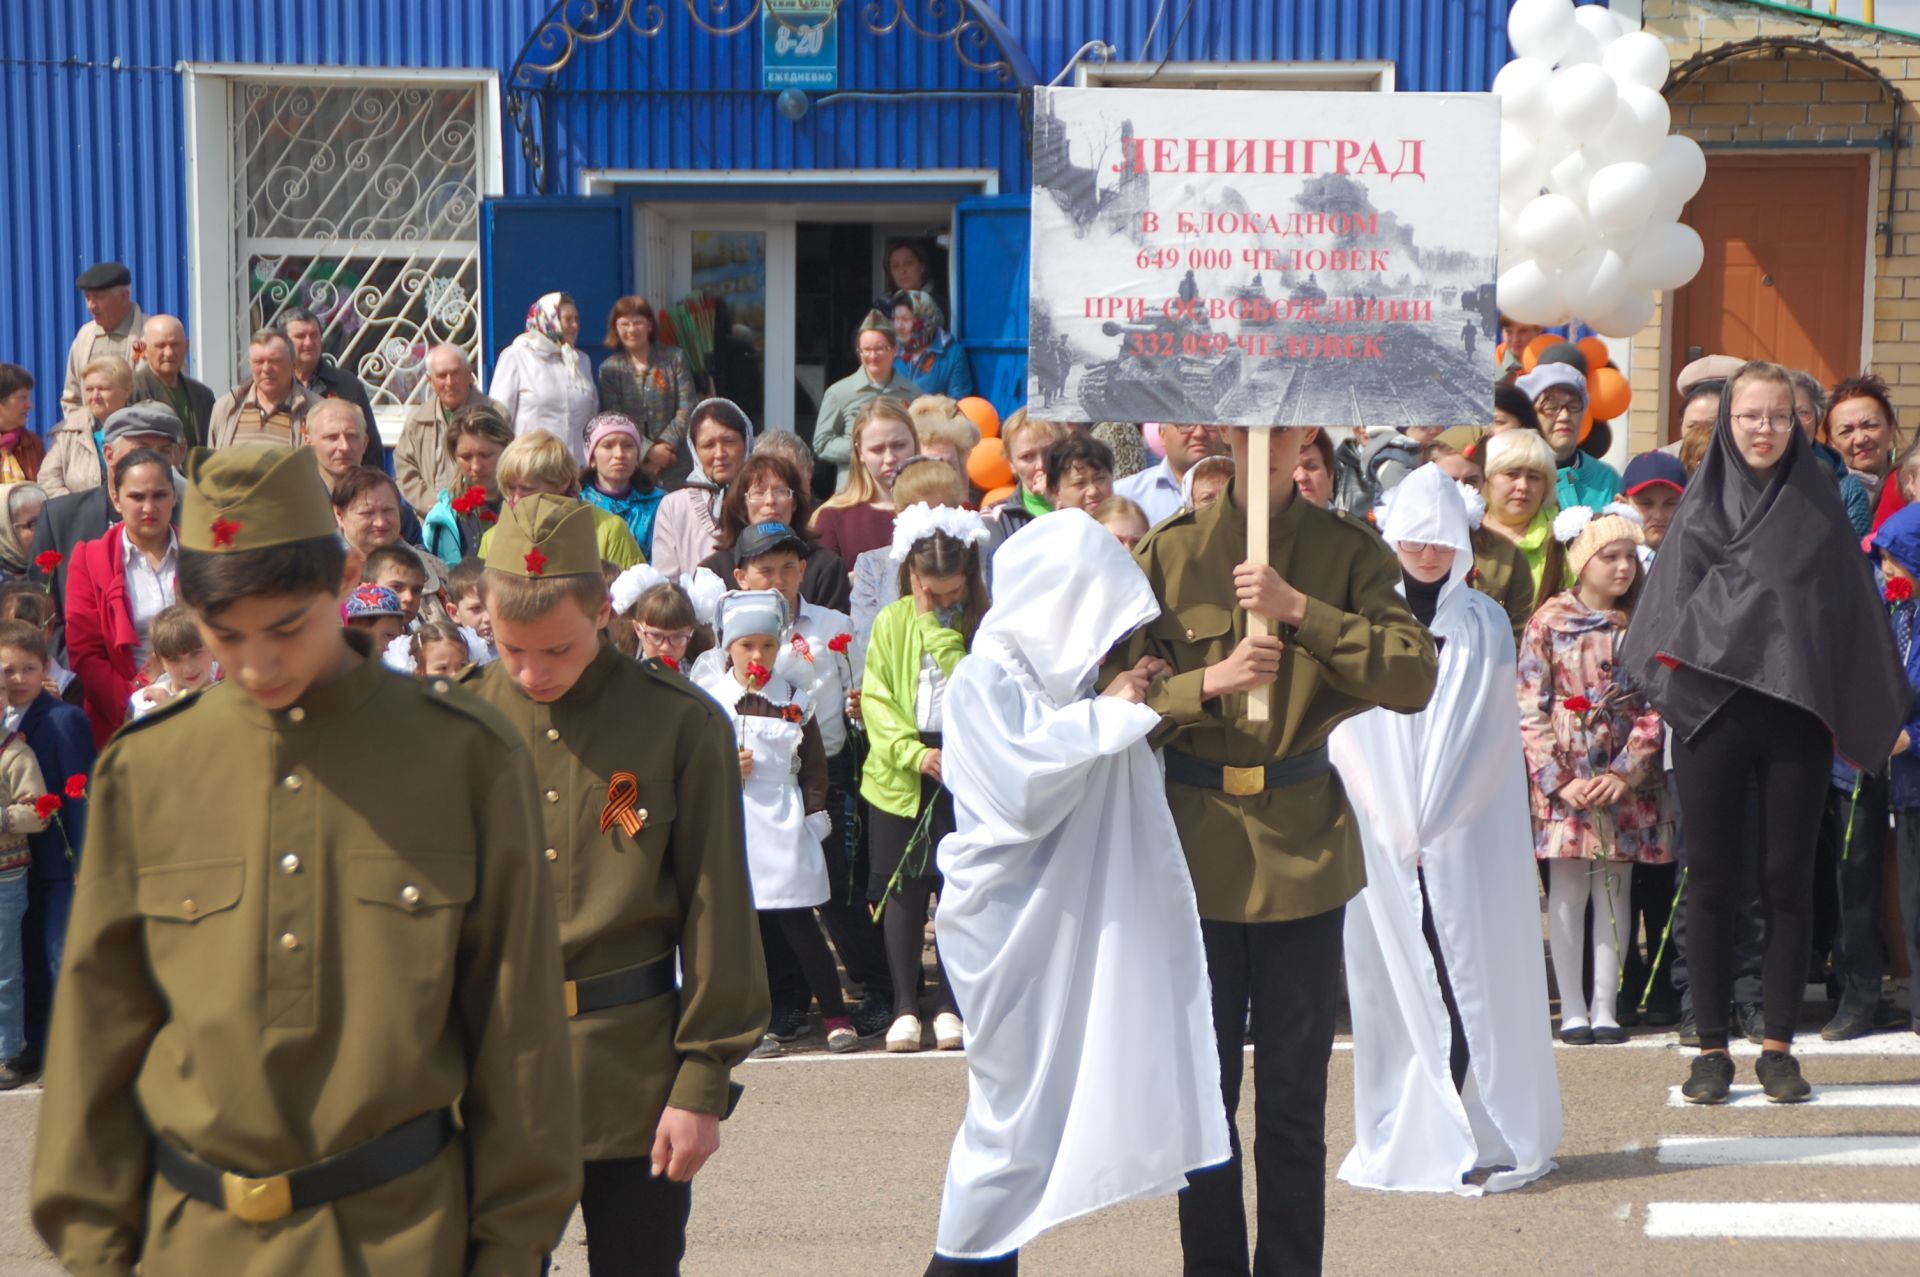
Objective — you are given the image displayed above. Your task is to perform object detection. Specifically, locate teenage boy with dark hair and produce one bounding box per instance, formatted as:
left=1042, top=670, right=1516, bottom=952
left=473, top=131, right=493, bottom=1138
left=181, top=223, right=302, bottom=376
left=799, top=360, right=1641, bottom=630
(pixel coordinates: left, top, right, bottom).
left=31, top=445, right=580, bottom=1275
left=465, top=493, right=767, bottom=1277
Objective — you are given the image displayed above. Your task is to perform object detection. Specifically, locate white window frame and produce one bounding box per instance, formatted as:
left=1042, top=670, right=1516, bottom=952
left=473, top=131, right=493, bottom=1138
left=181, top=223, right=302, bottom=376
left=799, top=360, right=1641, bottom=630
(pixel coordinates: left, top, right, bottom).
left=1075, top=60, right=1396, bottom=92
left=182, top=63, right=503, bottom=424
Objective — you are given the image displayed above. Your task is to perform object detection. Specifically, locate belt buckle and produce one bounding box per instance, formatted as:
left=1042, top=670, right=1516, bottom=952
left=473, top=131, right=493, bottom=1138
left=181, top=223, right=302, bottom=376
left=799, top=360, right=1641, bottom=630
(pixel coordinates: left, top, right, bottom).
left=221, top=1170, right=293, bottom=1224
left=1221, top=765, right=1265, bottom=798
left=564, top=980, right=580, bottom=1018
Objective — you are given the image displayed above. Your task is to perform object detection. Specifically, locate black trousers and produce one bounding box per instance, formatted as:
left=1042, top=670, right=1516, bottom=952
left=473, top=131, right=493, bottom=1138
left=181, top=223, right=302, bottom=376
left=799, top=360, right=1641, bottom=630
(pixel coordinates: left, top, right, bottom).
left=1179, top=907, right=1344, bottom=1277
left=1897, top=810, right=1920, bottom=1028
left=576, top=1156, right=694, bottom=1277
left=1667, top=774, right=1767, bottom=1013
left=925, top=1256, right=1018, bottom=1276
left=1671, top=690, right=1830, bottom=1049
left=1829, top=771, right=1893, bottom=1016
left=1622, top=860, right=1679, bottom=1014
left=767, top=750, right=893, bottom=1015
left=759, top=908, right=847, bottom=1018
left=1419, top=870, right=1469, bottom=1092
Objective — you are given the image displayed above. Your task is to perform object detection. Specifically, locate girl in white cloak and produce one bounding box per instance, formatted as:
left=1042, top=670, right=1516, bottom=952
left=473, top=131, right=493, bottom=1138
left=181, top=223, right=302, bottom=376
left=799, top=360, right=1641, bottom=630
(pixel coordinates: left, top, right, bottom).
left=925, top=510, right=1231, bottom=1274
left=1329, top=464, right=1562, bottom=1196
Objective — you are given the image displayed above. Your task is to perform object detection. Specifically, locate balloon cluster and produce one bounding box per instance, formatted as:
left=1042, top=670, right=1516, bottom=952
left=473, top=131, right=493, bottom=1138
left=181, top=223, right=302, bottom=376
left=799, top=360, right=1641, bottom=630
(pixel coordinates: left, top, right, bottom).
left=1495, top=0, right=1706, bottom=338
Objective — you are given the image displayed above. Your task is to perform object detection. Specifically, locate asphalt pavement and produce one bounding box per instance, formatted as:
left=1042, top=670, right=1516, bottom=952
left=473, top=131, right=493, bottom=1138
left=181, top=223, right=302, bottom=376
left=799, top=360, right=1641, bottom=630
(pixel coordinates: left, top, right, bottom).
left=4, top=1022, right=1918, bottom=1276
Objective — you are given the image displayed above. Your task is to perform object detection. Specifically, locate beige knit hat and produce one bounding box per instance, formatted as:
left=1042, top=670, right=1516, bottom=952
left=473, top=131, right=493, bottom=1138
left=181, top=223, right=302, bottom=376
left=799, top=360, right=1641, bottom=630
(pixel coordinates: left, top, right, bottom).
left=1555, top=504, right=1646, bottom=579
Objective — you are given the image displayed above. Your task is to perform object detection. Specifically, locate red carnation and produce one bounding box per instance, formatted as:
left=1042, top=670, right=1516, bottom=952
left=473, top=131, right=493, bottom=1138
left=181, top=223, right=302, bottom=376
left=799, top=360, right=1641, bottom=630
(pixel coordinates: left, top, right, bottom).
left=1656, top=653, right=1680, bottom=670
left=34, top=550, right=62, bottom=574
left=661, top=655, right=680, bottom=671
left=210, top=517, right=241, bottom=550
left=1562, top=695, right=1593, bottom=714
left=63, top=774, right=87, bottom=801
left=1887, top=578, right=1914, bottom=603
left=524, top=549, right=548, bottom=577
left=451, top=485, right=489, bottom=517
left=745, top=661, right=771, bottom=689
left=478, top=508, right=498, bottom=525
left=827, top=633, right=853, bottom=654
left=33, top=794, right=60, bottom=822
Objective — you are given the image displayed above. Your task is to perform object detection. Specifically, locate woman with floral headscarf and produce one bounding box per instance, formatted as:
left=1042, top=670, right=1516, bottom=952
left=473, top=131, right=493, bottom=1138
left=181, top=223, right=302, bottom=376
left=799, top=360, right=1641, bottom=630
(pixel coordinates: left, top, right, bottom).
left=487, top=291, right=598, bottom=462
left=891, top=290, right=975, bottom=401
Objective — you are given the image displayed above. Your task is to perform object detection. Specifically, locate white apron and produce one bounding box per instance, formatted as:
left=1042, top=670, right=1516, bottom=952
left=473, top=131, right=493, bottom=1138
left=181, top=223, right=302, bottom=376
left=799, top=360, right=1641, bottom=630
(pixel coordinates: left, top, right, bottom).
left=696, top=668, right=830, bottom=910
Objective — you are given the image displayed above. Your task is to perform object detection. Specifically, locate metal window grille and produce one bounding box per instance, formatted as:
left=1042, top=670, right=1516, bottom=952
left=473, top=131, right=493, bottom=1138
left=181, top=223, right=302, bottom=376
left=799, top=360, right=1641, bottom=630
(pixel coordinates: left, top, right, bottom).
left=232, top=80, right=483, bottom=409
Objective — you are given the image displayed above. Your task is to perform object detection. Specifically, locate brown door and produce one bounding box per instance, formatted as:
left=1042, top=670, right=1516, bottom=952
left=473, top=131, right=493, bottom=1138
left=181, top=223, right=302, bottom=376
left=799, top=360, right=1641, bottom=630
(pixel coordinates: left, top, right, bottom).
left=1668, top=153, right=1869, bottom=439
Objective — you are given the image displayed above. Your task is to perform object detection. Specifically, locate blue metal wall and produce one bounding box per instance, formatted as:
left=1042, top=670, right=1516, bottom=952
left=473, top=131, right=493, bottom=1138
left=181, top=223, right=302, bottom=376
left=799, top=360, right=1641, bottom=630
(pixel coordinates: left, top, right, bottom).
left=2, top=0, right=1526, bottom=434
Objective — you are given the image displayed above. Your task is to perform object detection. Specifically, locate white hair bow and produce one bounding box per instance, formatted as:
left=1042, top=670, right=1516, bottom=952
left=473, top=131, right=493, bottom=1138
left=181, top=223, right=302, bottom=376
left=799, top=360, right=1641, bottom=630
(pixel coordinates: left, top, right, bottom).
left=889, top=503, right=989, bottom=564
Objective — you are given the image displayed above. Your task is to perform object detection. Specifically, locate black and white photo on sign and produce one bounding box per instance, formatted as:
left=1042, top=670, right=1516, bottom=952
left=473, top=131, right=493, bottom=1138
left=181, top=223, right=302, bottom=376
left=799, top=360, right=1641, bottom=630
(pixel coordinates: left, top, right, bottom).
left=1027, top=86, right=1500, bottom=429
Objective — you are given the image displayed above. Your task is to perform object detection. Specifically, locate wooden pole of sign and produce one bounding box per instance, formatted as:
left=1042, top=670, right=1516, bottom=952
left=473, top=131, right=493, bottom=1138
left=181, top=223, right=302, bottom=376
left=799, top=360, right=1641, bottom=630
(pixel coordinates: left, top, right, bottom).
left=1246, top=428, right=1272, bottom=724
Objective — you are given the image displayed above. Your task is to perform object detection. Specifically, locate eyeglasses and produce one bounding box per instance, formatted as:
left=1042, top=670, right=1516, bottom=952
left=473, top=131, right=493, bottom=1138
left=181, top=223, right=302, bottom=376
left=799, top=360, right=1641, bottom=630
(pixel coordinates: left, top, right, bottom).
left=1732, top=412, right=1792, bottom=433
left=639, top=626, right=694, bottom=650
left=747, top=486, right=794, bottom=503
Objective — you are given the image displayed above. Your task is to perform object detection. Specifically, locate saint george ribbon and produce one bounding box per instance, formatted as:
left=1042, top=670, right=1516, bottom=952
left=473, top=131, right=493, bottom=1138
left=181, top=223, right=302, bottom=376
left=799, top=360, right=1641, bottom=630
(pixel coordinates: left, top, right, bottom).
left=600, top=773, right=644, bottom=836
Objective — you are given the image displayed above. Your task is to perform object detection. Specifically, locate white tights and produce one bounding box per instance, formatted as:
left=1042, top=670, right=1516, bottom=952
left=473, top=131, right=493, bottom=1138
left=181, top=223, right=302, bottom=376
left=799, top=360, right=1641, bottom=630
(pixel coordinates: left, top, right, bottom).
left=1546, top=858, right=1633, bottom=1029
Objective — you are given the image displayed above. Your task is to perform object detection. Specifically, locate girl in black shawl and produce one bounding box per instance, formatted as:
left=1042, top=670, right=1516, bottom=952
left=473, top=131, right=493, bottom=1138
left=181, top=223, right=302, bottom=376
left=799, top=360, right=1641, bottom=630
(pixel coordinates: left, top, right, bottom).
left=1622, top=360, right=1907, bottom=1106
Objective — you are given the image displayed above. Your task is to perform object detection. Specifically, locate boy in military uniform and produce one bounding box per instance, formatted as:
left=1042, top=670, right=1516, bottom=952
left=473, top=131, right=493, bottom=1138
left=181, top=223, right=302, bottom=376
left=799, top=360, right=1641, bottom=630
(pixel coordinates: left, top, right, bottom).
left=31, top=445, right=580, bottom=1276
left=465, top=494, right=767, bottom=1277
left=1108, top=427, right=1437, bottom=1276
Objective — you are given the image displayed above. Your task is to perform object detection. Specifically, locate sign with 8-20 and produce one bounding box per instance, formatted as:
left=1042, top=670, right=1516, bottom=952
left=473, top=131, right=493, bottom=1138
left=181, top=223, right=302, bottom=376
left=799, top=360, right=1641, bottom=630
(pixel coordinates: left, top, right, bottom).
left=763, top=0, right=837, bottom=92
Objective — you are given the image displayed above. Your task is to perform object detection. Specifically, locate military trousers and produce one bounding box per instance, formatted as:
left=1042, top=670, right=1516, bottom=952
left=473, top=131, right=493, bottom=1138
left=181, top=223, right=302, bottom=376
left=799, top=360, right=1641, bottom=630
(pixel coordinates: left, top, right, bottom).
left=543, top=1155, right=692, bottom=1277
left=1179, top=906, right=1344, bottom=1277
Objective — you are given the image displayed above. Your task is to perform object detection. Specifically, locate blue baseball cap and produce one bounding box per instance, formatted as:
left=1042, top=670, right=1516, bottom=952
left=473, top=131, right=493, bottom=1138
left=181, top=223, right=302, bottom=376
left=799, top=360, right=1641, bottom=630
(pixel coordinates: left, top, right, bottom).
left=735, top=522, right=809, bottom=563
left=1621, top=450, right=1687, bottom=496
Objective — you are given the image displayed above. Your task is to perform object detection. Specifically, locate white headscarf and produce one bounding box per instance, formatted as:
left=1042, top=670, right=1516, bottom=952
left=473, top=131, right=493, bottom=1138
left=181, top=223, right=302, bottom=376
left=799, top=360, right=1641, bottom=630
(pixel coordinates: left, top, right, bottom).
left=685, top=397, right=759, bottom=519
left=1378, top=463, right=1476, bottom=594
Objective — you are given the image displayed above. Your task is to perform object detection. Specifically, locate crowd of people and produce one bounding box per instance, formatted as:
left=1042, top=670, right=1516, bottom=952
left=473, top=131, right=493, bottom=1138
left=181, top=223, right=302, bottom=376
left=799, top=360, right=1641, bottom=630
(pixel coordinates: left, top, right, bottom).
left=3, top=257, right=1917, bottom=1276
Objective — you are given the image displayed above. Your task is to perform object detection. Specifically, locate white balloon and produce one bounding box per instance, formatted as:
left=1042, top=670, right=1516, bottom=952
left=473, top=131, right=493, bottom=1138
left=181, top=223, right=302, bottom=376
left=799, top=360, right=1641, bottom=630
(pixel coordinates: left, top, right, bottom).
left=1561, top=244, right=1632, bottom=318
left=1648, top=198, right=1685, bottom=227
left=1589, top=289, right=1656, bottom=338
left=1586, top=160, right=1660, bottom=235
left=1516, top=192, right=1590, bottom=267
left=1603, top=30, right=1672, bottom=93
left=1573, top=4, right=1623, bottom=51
left=1556, top=25, right=1603, bottom=68
left=1546, top=146, right=1597, bottom=203
left=1648, top=133, right=1708, bottom=206
left=1493, top=57, right=1555, bottom=124
left=1497, top=259, right=1567, bottom=327
left=1626, top=221, right=1706, bottom=290
left=1528, top=118, right=1576, bottom=171
left=1508, top=0, right=1576, bottom=64
left=1596, top=85, right=1671, bottom=164
left=1551, top=64, right=1618, bottom=142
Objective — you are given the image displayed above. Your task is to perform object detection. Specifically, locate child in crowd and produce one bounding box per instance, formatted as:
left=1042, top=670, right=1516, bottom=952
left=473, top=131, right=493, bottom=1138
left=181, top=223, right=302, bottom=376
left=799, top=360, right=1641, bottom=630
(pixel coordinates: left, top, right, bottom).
left=1091, top=496, right=1151, bottom=552
left=446, top=558, right=494, bottom=645
left=0, top=689, right=50, bottom=1087
left=364, top=543, right=430, bottom=628
left=128, top=604, right=217, bottom=719
left=609, top=564, right=723, bottom=669
left=1182, top=455, right=1235, bottom=512
left=0, top=618, right=88, bottom=1083
left=861, top=503, right=989, bottom=1053
left=1519, top=505, right=1675, bottom=1045
left=1620, top=451, right=1687, bottom=563
left=406, top=621, right=476, bottom=680
left=342, top=583, right=407, bottom=650
left=0, top=591, right=80, bottom=708
left=695, top=589, right=857, bottom=1056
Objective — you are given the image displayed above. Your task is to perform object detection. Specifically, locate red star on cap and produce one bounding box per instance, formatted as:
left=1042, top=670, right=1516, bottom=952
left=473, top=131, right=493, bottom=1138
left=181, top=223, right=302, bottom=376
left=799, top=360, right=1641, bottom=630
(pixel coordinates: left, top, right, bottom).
left=211, top=517, right=241, bottom=550
left=524, top=549, right=548, bottom=576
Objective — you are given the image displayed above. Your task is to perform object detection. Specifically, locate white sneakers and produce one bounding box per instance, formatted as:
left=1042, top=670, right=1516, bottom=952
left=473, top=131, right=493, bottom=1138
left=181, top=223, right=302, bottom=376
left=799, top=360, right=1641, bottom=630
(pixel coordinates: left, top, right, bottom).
left=886, top=1014, right=923, bottom=1052
left=934, top=1011, right=965, bottom=1051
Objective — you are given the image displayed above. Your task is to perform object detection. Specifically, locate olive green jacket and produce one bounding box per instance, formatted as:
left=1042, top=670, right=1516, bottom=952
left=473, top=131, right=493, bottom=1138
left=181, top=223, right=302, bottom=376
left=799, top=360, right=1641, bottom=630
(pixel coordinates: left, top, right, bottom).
left=1108, top=491, right=1437, bottom=923
left=467, top=644, right=768, bottom=1160
left=31, top=648, right=580, bottom=1277
left=1472, top=531, right=1536, bottom=645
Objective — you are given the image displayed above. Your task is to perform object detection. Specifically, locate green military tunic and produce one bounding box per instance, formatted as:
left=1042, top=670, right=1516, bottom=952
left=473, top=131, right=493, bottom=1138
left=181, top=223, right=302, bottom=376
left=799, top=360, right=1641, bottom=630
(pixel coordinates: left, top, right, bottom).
left=1110, top=489, right=1438, bottom=924
left=31, top=647, right=580, bottom=1277
left=467, top=644, right=769, bottom=1160
left=1472, top=531, right=1536, bottom=644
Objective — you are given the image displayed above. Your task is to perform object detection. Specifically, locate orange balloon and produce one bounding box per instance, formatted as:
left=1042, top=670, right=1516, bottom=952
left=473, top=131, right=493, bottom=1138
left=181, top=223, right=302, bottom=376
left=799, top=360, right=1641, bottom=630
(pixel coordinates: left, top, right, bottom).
left=1576, top=336, right=1611, bottom=377
left=1494, top=340, right=1508, bottom=369
left=956, top=395, right=1001, bottom=440
left=980, top=484, right=1017, bottom=508
left=1589, top=365, right=1631, bottom=420
left=1576, top=403, right=1595, bottom=444
left=967, top=437, right=1014, bottom=492
left=1521, top=333, right=1558, bottom=372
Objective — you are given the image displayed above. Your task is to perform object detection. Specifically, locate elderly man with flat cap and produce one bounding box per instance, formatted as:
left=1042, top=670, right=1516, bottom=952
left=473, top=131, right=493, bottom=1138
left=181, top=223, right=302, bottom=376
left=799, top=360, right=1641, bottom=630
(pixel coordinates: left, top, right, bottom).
left=128, top=315, right=216, bottom=448
left=61, top=263, right=146, bottom=415
left=40, top=405, right=187, bottom=628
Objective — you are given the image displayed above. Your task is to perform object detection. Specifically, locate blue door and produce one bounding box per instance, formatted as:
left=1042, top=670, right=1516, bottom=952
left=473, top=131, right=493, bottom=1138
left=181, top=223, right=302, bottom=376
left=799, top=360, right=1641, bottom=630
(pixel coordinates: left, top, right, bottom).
left=480, top=198, right=633, bottom=382
left=954, top=194, right=1030, bottom=418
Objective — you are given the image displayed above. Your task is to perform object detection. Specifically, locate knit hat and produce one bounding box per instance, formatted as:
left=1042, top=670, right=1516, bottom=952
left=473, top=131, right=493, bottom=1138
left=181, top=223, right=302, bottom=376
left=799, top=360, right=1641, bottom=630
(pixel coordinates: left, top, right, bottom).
left=342, top=582, right=404, bottom=622
left=717, top=589, right=789, bottom=645
left=484, top=493, right=601, bottom=578
left=1555, top=503, right=1646, bottom=579
left=586, top=412, right=644, bottom=457
left=181, top=446, right=335, bottom=553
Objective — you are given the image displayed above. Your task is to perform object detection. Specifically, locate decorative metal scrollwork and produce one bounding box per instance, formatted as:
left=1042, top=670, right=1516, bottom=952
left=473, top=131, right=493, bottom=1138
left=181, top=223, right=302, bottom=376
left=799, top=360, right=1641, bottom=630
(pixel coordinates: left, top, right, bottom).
left=859, top=0, right=1014, bottom=83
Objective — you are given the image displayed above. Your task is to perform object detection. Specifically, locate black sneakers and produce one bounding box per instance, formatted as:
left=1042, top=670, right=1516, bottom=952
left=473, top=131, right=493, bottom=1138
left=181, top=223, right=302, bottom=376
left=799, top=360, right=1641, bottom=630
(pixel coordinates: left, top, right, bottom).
left=1681, top=1052, right=1735, bottom=1105
left=1756, top=1050, right=1812, bottom=1104
left=1736, top=1002, right=1766, bottom=1045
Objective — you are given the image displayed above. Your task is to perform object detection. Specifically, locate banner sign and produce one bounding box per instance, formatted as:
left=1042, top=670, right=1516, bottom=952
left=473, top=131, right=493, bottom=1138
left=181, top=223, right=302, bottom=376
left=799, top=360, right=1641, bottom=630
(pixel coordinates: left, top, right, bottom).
left=1027, top=87, right=1499, bottom=428
left=762, top=0, right=838, bottom=92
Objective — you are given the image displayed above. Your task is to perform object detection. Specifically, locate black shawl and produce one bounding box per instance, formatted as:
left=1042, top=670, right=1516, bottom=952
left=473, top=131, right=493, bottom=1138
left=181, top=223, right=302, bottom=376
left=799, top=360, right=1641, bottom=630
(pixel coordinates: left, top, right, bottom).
left=1620, top=392, right=1906, bottom=766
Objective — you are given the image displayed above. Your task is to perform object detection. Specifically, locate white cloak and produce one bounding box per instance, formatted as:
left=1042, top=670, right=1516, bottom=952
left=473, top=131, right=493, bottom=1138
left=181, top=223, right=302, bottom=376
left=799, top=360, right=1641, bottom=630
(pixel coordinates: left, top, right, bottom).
left=933, top=511, right=1230, bottom=1259
left=694, top=667, right=830, bottom=910
left=1330, top=465, right=1562, bottom=1196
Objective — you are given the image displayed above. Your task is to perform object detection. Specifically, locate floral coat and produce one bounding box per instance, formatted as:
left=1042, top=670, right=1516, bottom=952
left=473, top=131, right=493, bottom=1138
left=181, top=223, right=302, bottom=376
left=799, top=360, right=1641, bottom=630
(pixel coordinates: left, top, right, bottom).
left=1517, top=590, right=1675, bottom=864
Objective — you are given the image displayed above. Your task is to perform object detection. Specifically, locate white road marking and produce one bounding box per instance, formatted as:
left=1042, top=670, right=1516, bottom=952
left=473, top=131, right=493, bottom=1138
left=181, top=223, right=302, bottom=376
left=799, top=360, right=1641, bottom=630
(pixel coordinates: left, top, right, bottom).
left=1658, top=1135, right=1920, bottom=1168
left=1645, top=1201, right=1920, bottom=1240
left=1665, top=1082, right=1920, bottom=1108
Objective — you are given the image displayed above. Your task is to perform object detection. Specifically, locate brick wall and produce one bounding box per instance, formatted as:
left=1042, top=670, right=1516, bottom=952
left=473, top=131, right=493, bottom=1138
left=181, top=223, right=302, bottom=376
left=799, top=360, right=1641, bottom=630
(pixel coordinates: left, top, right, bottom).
left=1627, top=0, right=1919, bottom=452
